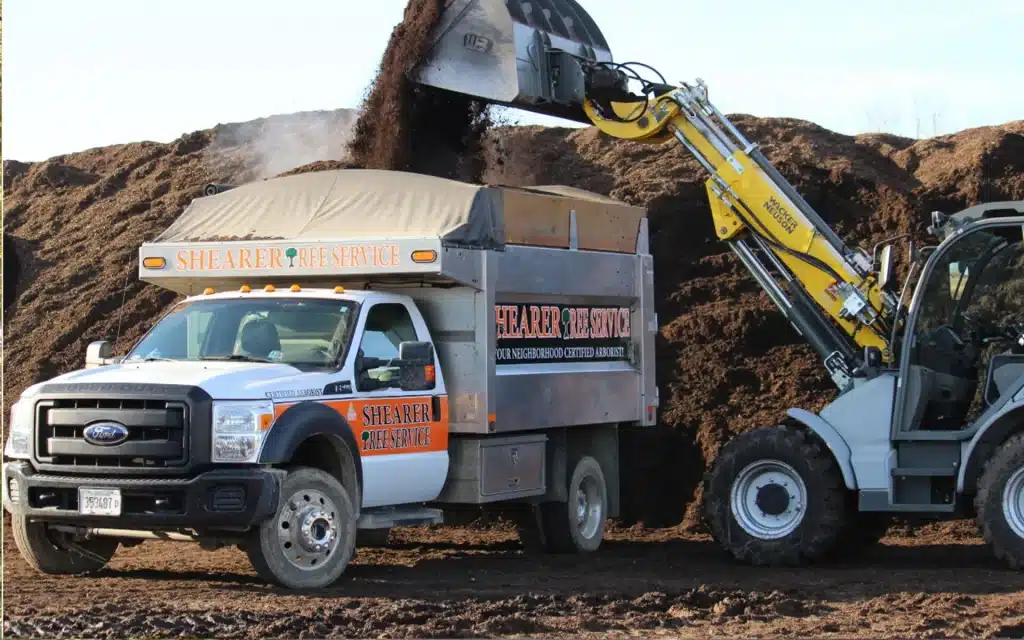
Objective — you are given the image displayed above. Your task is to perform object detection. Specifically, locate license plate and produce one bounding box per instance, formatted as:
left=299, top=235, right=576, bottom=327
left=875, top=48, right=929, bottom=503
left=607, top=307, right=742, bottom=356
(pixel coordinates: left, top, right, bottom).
left=79, top=488, right=122, bottom=516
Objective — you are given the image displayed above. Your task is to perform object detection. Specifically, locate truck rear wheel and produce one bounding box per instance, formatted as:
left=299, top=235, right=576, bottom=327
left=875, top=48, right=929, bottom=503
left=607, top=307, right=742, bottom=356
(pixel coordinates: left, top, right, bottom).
left=11, top=515, right=118, bottom=574
left=246, top=466, right=357, bottom=588
left=975, top=432, right=1024, bottom=570
left=517, top=455, right=607, bottom=554
left=702, top=425, right=847, bottom=566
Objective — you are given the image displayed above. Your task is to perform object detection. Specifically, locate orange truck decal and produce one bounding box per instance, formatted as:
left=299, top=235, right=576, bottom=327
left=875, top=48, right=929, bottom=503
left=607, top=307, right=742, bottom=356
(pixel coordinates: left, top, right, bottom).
left=274, top=396, right=449, bottom=457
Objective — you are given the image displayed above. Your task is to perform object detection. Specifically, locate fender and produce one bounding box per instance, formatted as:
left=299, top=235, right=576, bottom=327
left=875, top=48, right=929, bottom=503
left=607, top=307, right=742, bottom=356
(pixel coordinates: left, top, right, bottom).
left=259, top=401, right=363, bottom=498
left=786, top=408, right=857, bottom=489
left=958, top=400, right=1024, bottom=493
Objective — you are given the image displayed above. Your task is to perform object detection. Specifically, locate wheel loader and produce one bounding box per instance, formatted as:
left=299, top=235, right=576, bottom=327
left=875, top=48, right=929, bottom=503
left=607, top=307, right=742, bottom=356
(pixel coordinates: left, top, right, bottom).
left=411, top=0, right=1024, bottom=569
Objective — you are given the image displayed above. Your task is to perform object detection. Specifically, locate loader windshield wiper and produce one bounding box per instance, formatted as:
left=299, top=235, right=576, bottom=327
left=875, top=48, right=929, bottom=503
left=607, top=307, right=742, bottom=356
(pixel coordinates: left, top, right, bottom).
left=200, top=354, right=275, bottom=363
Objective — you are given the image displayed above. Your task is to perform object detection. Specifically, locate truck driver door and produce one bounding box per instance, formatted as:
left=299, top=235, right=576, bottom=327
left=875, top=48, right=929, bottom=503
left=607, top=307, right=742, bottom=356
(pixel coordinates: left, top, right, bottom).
left=350, top=302, right=449, bottom=507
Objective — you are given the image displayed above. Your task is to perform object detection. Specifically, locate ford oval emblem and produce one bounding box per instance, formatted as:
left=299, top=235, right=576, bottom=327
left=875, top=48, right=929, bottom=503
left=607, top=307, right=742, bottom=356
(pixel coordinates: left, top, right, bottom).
left=83, top=422, right=129, bottom=446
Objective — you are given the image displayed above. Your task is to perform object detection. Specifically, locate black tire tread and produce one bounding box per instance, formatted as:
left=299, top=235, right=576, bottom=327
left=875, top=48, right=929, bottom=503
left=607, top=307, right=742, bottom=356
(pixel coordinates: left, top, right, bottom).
left=974, top=431, right=1024, bottom=570
left=11, top=515, right=118, bottom=575
left=702, top=424, right=848, bottom=566
left=516, top=456, right=607, bottom=555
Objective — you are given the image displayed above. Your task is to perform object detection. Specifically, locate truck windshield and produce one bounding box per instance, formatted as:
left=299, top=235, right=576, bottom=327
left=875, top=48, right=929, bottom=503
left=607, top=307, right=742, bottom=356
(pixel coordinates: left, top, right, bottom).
left=125, top=298, right=358, bottom=368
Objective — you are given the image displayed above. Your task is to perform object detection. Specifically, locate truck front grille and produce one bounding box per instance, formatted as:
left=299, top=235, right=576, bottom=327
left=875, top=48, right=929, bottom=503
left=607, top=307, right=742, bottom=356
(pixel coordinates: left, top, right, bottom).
left=36, top=398, right=188, bottom=469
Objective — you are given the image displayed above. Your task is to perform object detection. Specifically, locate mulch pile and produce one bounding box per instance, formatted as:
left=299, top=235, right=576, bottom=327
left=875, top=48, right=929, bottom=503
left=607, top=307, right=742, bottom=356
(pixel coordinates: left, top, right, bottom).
left=3, top=1, right=1023, bottom=528
left=344, top=0, right=491, bottom=182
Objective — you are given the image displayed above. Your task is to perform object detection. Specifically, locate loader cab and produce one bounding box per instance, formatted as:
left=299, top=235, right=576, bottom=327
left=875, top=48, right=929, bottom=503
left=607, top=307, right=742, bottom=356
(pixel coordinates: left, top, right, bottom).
left=894, top=217, right=1024, bottom=438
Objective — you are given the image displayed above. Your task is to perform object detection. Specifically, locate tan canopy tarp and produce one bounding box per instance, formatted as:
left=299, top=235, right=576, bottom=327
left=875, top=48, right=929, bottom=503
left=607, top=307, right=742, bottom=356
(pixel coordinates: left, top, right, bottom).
left=156, top=169, right=645, bottom=253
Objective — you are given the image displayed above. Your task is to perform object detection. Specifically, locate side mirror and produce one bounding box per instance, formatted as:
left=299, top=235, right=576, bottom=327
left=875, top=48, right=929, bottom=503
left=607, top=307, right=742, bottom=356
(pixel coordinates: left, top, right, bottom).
left=85, top=341, right=114, bottom=368
left=877, top=244, right=895, bottom=292
left=396, top=341, right=436, bottom=391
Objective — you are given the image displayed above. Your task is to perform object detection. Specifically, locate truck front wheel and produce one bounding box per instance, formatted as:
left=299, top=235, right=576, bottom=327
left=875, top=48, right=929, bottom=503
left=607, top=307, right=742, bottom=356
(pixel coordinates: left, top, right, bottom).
left=975, top=432, right=1024, bottom=570
left=246, top=466, right=357, bottom=588
left=702, top=425, right=847, bottom=566
left=518, top=455, right=608, bottom=554
left=11, top=515, right=118, bottom=574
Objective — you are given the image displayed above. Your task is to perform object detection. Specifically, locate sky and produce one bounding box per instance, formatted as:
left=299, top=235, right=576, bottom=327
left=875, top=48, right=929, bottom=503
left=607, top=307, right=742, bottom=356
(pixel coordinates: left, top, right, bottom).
left=3, top=0, right=1023, bottom=161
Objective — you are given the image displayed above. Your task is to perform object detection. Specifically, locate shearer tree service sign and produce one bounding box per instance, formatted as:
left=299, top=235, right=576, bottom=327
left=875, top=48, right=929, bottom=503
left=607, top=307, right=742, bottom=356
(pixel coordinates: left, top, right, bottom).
left=494, top=303, right=632, bottom=364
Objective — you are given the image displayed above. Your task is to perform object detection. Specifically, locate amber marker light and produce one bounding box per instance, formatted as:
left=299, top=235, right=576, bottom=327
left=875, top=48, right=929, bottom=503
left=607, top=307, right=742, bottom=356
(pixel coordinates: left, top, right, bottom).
left=264, top=284, right=276, bottom=292
left=411, top=250, right=437, bottom=263
left=142, top=257, right=166, bottom=269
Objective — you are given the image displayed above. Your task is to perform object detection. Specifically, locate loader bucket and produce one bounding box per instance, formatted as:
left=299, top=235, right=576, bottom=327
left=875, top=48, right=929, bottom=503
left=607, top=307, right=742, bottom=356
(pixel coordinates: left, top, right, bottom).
left=412, top=0, right=613, bottom=124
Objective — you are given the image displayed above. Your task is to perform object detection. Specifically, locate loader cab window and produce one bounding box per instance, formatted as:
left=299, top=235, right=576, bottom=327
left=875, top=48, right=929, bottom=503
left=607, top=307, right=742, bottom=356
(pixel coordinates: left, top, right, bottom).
left=901, top=225, right=1024, bottom=431
left=356, top=303, right=419, bottom=390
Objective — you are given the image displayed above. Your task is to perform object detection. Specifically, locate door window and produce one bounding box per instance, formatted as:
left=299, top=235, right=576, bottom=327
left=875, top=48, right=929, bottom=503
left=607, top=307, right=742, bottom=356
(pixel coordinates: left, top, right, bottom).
left=356, top=303, right=420, bottom=390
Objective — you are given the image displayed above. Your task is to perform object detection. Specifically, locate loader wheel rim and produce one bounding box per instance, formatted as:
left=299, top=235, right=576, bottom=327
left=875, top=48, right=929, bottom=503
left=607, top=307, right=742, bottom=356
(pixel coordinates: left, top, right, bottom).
left=1003, top=466, right=1024, bottom=540
left=575, top=475, right=603, bottom=540
left=730, top=459, right=807, bottom=540
left=277, top=488, right=338, bottom=570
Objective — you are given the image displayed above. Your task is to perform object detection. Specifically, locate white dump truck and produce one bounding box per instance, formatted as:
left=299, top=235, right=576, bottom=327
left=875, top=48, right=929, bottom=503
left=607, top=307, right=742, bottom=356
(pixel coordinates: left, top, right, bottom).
left=3, top=169, right=657, bottom=588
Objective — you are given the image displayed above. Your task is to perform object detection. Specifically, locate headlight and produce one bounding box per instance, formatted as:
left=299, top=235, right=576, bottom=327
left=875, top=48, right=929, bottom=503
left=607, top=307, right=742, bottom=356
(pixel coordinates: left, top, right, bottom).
left=212, top=401, right=276, bottom=463
left=4, top=399, right=35, bottom=459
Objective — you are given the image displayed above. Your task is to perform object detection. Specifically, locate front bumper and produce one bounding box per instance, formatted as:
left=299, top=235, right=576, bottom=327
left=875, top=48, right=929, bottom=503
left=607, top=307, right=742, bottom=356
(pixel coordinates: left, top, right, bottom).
left=2, top=461, right=282, bottom=531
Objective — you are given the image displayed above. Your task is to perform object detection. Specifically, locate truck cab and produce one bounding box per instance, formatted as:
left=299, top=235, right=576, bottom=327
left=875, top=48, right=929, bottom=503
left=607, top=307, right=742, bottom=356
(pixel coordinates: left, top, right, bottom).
left=3, top=168, right=657, bottom=588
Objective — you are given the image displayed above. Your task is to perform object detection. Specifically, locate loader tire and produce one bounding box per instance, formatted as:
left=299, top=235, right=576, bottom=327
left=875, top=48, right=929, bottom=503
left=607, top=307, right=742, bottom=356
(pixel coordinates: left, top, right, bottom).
left=702, top=425, right=848, bottom=566
left=516, top=455, right=608, bottom=554
left=975, top=432, right=1024, bottom=570
left=246, top=466, right=357, bottom=588
left=12, top=515, right=118, bottom=575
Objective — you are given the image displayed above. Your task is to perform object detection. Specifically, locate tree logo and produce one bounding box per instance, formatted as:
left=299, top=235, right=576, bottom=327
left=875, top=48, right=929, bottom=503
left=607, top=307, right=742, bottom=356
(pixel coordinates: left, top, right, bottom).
left=285, top=247, right=297, bottom=267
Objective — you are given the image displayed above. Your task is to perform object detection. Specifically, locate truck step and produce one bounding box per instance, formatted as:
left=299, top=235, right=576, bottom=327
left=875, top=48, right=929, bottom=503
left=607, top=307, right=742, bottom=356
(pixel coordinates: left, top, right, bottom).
left=357, top=505, right=443, bottom=530
left=891, top=467, right=957, bottom=477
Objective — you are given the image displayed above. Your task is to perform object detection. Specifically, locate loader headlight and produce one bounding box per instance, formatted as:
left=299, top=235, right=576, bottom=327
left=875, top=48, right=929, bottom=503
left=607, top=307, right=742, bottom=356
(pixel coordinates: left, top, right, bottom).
left=211, top=401, right=276, bottom=463
left=4, top=398, right=36, bottom=460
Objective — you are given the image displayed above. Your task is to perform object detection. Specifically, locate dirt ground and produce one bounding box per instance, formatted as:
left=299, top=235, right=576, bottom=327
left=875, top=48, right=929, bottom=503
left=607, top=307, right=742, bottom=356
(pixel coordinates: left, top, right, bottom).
left=4, top=3, right=1024, bottom=633
left=4, top=522, right=1023, bottom=639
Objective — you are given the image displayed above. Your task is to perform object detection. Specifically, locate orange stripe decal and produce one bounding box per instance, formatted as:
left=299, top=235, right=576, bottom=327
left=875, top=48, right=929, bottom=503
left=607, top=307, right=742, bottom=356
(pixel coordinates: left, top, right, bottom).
left=274, top=396, right=449, bottom=457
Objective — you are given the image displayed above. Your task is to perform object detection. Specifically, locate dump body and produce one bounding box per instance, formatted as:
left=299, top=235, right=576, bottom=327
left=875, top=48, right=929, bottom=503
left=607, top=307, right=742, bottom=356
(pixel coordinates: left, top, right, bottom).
left=138, top=169, right=658, bottom=436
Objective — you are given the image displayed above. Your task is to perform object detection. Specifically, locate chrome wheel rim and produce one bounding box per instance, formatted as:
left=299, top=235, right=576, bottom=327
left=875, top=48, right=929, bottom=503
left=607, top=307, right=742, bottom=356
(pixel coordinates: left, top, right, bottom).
left=1003, top=466, right=1024, bottom=540
left=730, top=459, right=808, bottom=540
left=277, top=488, right=338, bottom=571
left=575, top=474, right=603, bottom=540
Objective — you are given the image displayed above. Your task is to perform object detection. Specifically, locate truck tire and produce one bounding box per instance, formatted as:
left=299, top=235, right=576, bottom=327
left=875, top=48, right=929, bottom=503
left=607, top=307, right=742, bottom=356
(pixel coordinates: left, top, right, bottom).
left=702, top=425, right=847, bottom=566
left=11, top=515, right=118, bottom=574
left=975, top=432, right=1024, bottom=570
left=517, top=455, right=608, bottom=554
left=246, top=466, right=357, bottom=588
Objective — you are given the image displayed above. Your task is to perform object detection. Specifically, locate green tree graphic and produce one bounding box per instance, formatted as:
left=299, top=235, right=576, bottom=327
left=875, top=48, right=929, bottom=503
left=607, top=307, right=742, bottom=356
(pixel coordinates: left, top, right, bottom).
left=285, top=247, right=297, bottom=267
